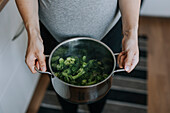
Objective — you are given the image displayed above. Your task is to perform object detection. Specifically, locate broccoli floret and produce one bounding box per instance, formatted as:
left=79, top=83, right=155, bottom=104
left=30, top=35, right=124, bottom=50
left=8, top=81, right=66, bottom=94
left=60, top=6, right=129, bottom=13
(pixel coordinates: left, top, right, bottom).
left=82, top=79, right=87, bottom=85
left=87, top=59, right=96, bottom=69
left=62, top=71, right=68, bottom=76
left=96, top=76, right=103, bottom=81
left=61, top=69, right=73, bottom=82
left=51, top=63, right=57, bottom=70
left=51, top=55, right=108, bottom=86
left=56, top=64, right=63, bottom=70
left=64, top=76, right=69, bottom=82
left=71, top=66, right=77, bottom=72
left=64, top=57, right=76, bottom=66
left=87, top=74, right=95, bottom=83
left=54, top=72, right=60, bottom=77
left=97, top=61, right=102, bottom=65
left=103, top=74, right=109, bottom=79
left=59, top=58, right=64, bottom=64
left=82, top=56, right=86, bottom=61
left=72, top=68, right=85, bottom=80
left=56, top=58, right=65, bottom=70
left=87, top=80, right=97, bottom=85
left=62, top=68, right=71, bottom=75
left=82, top=62, right=87, bottom=68
left=51, top=56, right=60, bottom=63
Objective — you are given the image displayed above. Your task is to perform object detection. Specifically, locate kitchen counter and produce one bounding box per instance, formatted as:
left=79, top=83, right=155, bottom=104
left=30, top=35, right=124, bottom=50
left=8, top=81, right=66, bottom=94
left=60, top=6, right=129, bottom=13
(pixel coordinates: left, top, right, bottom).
left=0, top=0, right=8, bottom=12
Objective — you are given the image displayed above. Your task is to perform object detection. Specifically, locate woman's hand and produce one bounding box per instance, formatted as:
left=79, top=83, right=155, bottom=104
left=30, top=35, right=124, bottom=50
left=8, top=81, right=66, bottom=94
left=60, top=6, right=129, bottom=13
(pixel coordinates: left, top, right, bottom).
left=15, top=0, right=42, bottom=73
left=118, top=0, right=141, bottom=73
left=25, top=30, right=46, bottom=73
left=117, top=30, right=139, bottom=73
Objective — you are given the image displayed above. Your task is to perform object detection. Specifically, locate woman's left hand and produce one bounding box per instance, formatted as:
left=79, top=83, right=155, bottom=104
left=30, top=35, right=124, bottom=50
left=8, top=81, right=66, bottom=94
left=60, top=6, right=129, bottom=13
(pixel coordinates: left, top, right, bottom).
left=117, top=30, right=139, bottom=73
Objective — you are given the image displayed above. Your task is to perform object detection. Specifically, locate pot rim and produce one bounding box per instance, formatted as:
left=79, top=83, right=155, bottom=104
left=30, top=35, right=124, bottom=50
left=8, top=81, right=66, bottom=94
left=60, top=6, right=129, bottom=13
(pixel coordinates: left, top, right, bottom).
left=49, top=37, right=116, bottom=88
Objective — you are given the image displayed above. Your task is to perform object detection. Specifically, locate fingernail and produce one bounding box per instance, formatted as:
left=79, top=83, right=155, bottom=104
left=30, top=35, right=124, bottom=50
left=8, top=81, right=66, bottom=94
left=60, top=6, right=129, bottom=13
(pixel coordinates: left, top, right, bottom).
left=33, top=67, right=35, bottom=72
left=120, top=65, right=123, bottom=68
left=41, top=67, right=46, bottom=72
left=125, top=66, right=130, bottom=72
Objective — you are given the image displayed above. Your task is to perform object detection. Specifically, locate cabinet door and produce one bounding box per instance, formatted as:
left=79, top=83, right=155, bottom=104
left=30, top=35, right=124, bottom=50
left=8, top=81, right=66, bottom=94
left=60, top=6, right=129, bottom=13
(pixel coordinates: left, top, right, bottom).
left=0, top=0, right=23, bottom=55
left=0, top=63, right=39, bottom=113
left=0, top=76, right=26, bottom=113
left=0, top=27, right=26, bottom=98
left=0, top=26, right=40, bottom=95
left=0, top=105, right=3, bottom=113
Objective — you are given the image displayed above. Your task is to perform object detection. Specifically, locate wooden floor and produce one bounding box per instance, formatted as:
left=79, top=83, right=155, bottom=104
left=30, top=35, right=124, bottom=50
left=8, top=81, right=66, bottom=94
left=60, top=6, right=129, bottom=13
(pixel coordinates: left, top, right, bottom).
left=26, top=74, right=50, bottom=113
left=139, top=17, right=170, bottom=113
left=0, top=0, right=9, bottom=12
left=26, top=16, right=170, bottom=113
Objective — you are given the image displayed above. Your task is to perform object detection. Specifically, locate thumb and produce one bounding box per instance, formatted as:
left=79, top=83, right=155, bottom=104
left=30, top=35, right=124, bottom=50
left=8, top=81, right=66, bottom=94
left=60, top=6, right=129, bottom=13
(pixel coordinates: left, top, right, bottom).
left=124, top=51, right=134, bottom=73
left=37, top=54, right=46, bottom=72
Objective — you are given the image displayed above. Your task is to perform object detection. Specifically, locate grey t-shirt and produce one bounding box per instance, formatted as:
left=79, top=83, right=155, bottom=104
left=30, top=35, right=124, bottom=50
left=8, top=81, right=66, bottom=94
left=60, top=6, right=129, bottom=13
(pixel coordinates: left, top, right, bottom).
left=39, top=0, right=120, bottom=42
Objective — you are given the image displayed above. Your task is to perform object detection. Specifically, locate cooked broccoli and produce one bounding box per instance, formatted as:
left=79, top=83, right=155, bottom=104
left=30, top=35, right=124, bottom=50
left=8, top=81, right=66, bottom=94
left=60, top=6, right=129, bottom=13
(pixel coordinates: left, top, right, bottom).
left=54, top=58, right=64, bottom=71
left=59, top=58, right=64, bottom=64
left=72, top=68, right=85, bottom=80
left=51, top=56, right=60, bottom=63
left=51, top=55, right=109, bottom=86
left=64, top=57, right=76, bottom=66
left=87, top=80, right=97, bottom=85
left=82, top=62, right=87, bottom=67
left=82, top=79, right=87, bottom=84
left=82, top=56, right=86, bottom=61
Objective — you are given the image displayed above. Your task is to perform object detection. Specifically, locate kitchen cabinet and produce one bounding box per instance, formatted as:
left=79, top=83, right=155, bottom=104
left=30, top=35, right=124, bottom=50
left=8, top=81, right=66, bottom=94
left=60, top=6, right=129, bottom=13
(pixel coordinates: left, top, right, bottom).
left=0, top=0, right=40, bottom=113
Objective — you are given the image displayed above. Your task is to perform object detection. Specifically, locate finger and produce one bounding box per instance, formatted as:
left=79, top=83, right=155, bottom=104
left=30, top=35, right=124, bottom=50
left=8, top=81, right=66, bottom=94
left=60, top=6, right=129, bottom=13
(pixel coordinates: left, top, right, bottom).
left=37, top=54, right=46, bottom=72
left=25, top=55, right=37, bottom=73
left=117, top=51, right=126, bottom=68
left=36, top=60, right=40, bottom=70
left=129, top=54, right=139, bottom=72
left=124, top=51, right=134, bottom=73
left=117, top=51, right=125, bottom=67
left=119, top=55, right=126, bottom=68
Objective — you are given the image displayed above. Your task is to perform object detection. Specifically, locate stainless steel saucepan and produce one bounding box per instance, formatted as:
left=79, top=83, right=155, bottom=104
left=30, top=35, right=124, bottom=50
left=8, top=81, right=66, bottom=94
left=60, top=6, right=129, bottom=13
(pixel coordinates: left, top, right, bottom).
left=35, top=37, right=125, bottom=104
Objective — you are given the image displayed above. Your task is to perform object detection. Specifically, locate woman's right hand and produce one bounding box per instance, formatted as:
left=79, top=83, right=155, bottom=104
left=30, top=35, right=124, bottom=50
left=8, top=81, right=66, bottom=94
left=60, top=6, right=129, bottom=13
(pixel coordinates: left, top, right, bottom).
left=15, top=0, right=45, bottom=73
left=25, top=30, right=46, bottom=73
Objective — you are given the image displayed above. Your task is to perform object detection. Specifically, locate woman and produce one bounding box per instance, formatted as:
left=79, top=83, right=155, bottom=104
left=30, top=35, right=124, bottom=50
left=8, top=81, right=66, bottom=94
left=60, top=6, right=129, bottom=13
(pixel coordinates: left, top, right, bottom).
left=15, top=0, right=141, bottom=113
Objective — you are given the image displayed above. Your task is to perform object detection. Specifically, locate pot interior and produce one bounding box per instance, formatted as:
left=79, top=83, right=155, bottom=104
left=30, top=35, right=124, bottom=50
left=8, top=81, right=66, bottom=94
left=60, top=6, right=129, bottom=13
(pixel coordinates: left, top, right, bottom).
left=49, top=38, right=115, bottom=82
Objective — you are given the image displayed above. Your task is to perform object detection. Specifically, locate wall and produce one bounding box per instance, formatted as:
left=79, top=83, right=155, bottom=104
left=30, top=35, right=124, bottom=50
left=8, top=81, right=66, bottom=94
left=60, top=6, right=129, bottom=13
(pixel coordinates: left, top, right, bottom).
left=140, top=0, right=170, bottom=17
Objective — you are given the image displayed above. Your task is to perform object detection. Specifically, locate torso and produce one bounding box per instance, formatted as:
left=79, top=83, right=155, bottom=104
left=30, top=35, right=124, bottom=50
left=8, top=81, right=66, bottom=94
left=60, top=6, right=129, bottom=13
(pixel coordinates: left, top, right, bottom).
left=39, top=0, right=118, bottom=42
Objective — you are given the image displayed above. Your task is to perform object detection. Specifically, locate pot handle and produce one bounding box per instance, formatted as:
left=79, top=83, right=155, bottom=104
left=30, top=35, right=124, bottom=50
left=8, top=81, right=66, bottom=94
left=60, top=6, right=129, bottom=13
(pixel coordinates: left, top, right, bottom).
left=34, top=55, right=54, bottom=78
left=113, top=53, right=126, bottom=73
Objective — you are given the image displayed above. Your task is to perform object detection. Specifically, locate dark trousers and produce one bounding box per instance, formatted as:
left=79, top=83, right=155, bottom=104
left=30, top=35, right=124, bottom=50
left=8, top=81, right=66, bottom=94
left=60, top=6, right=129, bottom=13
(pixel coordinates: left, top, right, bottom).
left=40, top=18, right=123, bottom=113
